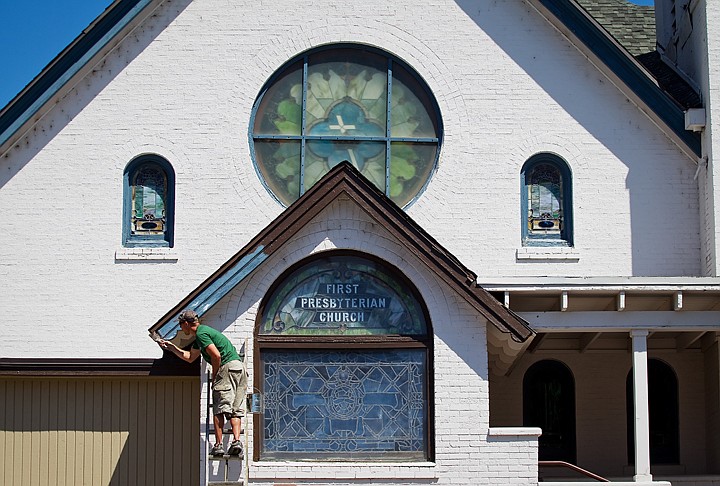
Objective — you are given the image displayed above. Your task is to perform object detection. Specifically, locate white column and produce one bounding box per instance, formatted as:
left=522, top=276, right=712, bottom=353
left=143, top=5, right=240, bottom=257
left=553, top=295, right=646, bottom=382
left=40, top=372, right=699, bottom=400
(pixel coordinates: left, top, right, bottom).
left=631, top=330, right=652, bottom=482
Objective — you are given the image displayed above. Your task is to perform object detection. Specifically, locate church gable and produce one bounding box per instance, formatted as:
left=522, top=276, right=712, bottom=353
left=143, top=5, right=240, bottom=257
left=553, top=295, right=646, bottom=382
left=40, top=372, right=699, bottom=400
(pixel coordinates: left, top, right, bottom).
left=150, top=162, right=534, bottom=344
left=523, top=0, right=700, bottom=157
left=0, top=0, right=697, bottom=160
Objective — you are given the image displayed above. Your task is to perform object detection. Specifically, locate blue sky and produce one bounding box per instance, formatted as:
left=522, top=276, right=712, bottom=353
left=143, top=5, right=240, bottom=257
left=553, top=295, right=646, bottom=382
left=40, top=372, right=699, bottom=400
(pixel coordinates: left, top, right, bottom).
left=0, top=0, right=655, bottom=109
left=0, top=0, right=113, bottom=108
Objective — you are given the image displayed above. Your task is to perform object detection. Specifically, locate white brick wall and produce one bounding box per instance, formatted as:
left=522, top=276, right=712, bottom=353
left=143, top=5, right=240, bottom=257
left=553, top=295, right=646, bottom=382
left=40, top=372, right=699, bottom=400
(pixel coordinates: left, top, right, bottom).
left=699, top=0, right=720, bottom=277
left=0, top=0, right=703, bottom=359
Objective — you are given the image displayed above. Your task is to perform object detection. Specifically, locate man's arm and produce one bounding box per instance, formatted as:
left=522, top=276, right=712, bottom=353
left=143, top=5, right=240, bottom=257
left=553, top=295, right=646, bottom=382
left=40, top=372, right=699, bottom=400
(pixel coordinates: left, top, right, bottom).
left=204, top=343, right=223, bottom=382
left=158, top=340, right=201, bottom=363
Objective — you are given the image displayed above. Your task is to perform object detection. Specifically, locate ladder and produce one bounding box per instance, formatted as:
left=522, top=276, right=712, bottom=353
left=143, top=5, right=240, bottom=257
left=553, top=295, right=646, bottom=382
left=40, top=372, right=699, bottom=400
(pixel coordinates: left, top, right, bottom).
left=206, top=341, right=249, bottom=486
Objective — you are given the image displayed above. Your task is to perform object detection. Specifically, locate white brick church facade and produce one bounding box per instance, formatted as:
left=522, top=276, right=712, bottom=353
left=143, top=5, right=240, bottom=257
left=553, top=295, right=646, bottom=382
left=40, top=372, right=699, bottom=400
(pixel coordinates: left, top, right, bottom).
left=1, top=0, right=719, bottom=485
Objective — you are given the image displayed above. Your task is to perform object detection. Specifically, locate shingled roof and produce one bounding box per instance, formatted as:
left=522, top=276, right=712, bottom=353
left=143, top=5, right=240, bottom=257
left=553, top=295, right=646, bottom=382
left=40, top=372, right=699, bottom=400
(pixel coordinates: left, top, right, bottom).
left=574, top=0, right=701, bottom=109
left=575, top=0, right=656, bottom=56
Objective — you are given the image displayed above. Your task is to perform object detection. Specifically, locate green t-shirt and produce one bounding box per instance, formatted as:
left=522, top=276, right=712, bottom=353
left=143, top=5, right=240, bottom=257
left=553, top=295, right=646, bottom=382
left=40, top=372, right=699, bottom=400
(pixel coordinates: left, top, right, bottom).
left=192, top=325, right=241, bottom=366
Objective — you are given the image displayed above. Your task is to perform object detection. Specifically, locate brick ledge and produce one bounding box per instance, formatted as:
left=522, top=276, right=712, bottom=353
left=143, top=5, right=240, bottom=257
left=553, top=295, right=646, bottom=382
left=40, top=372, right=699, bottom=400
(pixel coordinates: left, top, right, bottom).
left=488, top=426, right=542, bottom=437
left=516, top=247, right=580, bottom=261
left=250, top=462, right=436, bottom=480
left=115, top=247, right=178, bottom=261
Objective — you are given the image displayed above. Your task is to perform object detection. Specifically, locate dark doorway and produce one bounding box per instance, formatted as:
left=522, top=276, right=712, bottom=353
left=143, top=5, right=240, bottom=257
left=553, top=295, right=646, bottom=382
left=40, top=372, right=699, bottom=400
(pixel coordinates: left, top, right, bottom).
left=523, top=360, right=577, bottom=463
left=626, top=359, right=679, bottom=464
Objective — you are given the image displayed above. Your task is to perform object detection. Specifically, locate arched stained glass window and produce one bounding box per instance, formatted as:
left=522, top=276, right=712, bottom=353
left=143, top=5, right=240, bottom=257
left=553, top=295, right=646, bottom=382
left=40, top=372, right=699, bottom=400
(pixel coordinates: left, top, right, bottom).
left=123, top=155, right=175, bottom=247
left=251, top=45, right=442, bottom=208
left=260, top=255, right=427, bottom=336
left=256, top=252, right=433, bottom=461
left=521, top=154, right=573, bottom=246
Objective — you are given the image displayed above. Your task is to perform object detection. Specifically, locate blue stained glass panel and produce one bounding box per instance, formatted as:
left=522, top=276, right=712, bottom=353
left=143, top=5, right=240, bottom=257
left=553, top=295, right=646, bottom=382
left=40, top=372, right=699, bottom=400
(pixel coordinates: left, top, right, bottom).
left=131, top=165, right=166, bottom=236
left=262, top=349, right=427, bottom=460
left=527, top=163, right=563, bottom=238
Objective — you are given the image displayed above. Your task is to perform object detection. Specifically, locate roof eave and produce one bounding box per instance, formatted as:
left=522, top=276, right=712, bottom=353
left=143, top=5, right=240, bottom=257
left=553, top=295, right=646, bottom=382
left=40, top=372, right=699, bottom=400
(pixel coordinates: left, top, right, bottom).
left=526, top=0, right=701, bottom=160
left=0, top=0, right=163, bottom=157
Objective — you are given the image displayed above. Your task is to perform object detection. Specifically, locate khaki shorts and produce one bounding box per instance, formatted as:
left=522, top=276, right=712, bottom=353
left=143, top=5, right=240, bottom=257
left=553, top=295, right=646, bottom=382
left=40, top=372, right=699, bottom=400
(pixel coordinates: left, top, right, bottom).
left=213, top=360, right=247, bottom=418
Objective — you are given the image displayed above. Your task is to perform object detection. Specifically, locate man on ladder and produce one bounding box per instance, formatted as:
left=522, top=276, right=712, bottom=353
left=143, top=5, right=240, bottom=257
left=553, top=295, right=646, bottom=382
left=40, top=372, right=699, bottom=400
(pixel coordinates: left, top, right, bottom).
left=158, top=309, right=247, bottom=456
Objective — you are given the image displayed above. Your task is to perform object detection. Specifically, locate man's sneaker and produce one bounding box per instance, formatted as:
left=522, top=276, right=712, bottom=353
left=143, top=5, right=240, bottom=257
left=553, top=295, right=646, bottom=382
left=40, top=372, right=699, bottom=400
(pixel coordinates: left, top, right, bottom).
left=228, top=440, right=243, bottom=456
left=210, top=443, right=226, bottom=456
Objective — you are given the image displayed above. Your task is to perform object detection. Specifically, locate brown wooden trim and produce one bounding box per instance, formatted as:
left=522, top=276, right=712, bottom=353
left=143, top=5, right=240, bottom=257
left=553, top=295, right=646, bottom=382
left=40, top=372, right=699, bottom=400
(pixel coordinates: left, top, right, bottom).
left=150, top=162, right=534, bottom=342
left=258, top=341, right=428, bottom=350
left=0, top=354, right=199, bottom=376
left=256, top=335, right=429, bottom=346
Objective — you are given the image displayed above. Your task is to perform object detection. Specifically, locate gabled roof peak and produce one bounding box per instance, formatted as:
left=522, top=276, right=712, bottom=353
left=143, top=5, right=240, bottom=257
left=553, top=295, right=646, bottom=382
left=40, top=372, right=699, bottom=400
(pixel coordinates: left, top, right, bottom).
left=526, top=0, right=700, bottom=157
left=0, top=0, right=157, bottom=155
left=150, top=162, right=534, bottom=343
left=0, top=0, right=702, bottom=158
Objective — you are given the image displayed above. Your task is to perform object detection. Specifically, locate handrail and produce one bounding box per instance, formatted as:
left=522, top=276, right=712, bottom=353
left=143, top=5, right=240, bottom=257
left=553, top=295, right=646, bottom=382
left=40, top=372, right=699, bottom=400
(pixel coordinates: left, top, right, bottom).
left=539, top=461, right=610, bottom=482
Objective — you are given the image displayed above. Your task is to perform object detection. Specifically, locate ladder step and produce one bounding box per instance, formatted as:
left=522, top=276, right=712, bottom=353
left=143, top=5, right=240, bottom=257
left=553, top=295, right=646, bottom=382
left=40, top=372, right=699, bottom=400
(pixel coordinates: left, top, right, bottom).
left=208, top=455, right=244, bottom=461
left=210, top=430, right=245, bottom=435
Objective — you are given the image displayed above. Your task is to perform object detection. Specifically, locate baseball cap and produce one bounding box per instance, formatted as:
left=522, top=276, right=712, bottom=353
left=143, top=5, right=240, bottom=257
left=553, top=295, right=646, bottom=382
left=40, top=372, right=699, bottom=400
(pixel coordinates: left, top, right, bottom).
left=178, top=309, right=199, bottom=323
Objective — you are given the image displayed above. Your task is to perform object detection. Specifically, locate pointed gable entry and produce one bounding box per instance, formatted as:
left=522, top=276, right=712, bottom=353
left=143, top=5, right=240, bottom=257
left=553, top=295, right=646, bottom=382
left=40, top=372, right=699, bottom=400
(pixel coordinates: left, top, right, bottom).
left=149, top=162, right=533, bottom=343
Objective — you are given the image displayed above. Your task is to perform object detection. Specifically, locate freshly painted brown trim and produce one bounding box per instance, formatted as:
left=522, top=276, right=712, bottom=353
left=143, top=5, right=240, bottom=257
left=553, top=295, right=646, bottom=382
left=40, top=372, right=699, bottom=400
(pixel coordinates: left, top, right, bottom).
left=0, top=354, right=199, bottom=376
left=257, top=339, right=429, bottom=349
left=151, top=162, right=534, bottom=342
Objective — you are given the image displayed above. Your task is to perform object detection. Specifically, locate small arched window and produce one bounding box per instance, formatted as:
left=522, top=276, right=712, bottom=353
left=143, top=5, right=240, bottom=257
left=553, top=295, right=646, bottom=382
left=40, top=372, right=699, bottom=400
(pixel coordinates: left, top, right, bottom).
left=250, top=44, right=442, bottom=208
left=122, top=155, right=175, bottom=247
left=523, top=359, right=576, bottom=463
left=626, top=359, right=679, bottom=464
left=521, top=154, right=573, bottom=246
left=256, top=252, right=433, bottom=461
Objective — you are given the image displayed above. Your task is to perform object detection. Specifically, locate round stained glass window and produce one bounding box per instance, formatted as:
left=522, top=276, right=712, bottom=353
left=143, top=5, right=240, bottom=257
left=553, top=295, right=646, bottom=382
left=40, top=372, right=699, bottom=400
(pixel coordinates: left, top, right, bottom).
left=251, top=45, right=442, bottom=207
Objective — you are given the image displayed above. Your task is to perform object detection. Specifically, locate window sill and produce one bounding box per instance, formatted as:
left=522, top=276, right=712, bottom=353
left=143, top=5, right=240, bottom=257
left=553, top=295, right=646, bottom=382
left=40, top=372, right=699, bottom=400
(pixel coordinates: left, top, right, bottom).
left=115, top=248, right=178, bottom=262
left=516, top=247, right=579, bottom=261
left=250, top=461, right=436, bottom=479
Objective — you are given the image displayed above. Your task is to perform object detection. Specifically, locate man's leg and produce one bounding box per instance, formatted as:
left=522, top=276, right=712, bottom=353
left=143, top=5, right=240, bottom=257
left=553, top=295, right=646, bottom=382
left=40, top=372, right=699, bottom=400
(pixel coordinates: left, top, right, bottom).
left=227, top=361, right=247, bottom=455
left=213, top=413, right=225, bottom=446
left=230, top=416, right=242, bottom=441
left=227, top=416, right=243, bottom=455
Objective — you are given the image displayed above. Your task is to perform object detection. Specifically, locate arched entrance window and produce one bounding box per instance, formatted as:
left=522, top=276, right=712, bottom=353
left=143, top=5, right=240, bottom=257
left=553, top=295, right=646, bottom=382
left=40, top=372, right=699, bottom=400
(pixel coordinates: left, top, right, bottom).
left=255, top=252, right=433, bottom=461
left=626, top=359, right=679, bottom=464
left=523, top=360, right=576, bottom=462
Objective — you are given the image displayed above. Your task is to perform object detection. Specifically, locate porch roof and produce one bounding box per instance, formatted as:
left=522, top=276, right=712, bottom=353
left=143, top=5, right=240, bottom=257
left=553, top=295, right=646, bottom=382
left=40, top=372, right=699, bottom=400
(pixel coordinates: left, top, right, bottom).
left=480, top=276, right=720, bottom=312
left=481, top=277, right=720, bottom=359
